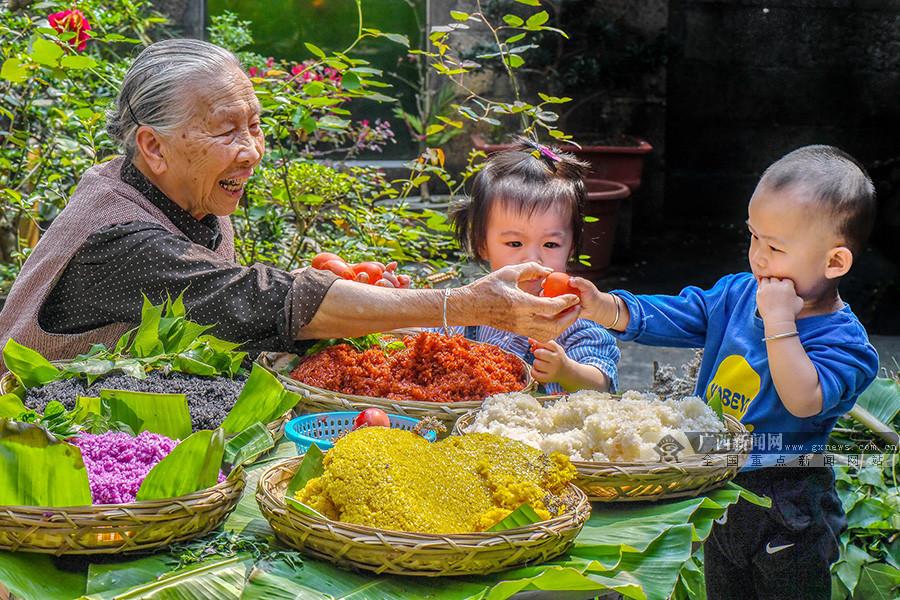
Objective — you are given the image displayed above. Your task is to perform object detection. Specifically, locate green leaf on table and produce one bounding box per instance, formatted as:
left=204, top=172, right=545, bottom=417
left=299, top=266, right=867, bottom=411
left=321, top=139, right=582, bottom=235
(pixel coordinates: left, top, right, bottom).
left=224, top=421, right=275, bottom=471
left=85, top=554, right=176, bottom=596
left=0, top=393, right=26, bottom=418
left=100, top=389, right=192, bottom=440
left=31, top=37, right=64, bottom=67
left=137, top=428, right=225, bottom=501
left=220, top=364, right=299, bottom=435
left=85, top=554, right=253, bottom=599
left=0, top=419, right=92, bottom=506
left=488, top=503, right=542, bottom=531
left=3, top=338, right=61, bottom=388
left=0, top=552, right=88, bottom=600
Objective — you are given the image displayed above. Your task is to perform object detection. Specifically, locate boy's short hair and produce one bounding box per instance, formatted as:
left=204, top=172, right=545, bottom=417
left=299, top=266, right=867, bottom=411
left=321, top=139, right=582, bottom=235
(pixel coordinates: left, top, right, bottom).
left=759, top=145, right=876, bottom=254
left=452, top=139, right=589, bottom=261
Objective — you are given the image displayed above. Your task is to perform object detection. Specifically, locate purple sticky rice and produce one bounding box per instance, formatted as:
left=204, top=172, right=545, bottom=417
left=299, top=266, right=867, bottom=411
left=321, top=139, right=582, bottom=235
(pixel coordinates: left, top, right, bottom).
left=70, top=431, right=177, bottom=504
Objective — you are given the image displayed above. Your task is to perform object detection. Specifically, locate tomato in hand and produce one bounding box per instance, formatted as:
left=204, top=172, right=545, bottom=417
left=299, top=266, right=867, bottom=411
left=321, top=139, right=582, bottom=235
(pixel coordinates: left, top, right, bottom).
left=322, top=259, right=355, bottom=280
left=352, top=407, right=391, bottom=430
left=542, top=272, right=580, bottom=298
left=352, top=261, right=385, bottom=284
left=312, top=252, right=343, bottom=270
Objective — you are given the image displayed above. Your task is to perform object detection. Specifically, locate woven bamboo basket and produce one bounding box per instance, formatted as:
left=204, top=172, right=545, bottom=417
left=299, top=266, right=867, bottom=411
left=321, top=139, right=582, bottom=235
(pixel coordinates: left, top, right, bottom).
left=0, top=370, right=290, bottom=445
left=256, top=455, right=591, bottom=577
left=0, top=470, right=245, bottom=555
left=454, top=410, right=749, bottom=502
left=257, top=337, right=535, bottom=431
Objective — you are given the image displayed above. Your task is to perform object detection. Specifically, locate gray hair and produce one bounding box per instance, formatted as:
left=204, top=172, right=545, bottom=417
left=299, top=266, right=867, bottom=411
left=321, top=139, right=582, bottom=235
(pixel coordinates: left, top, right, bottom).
left=758, top=145, right=876, bottom=254
left=106, top=39, right=243, bottom=158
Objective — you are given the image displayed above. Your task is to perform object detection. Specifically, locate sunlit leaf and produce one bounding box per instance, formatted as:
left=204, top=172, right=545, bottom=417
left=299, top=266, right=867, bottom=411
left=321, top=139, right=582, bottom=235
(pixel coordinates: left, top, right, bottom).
left=136, top=428, right=225, bottom=501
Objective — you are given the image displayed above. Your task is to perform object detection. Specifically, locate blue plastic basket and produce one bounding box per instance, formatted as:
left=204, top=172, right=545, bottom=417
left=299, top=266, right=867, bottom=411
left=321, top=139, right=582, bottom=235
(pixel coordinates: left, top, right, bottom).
left=285, top=411, right=437, bottom=454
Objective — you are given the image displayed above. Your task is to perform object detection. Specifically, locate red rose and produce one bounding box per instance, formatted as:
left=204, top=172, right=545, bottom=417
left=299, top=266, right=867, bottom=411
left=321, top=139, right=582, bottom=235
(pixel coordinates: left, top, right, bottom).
left=48, top=9, right=92, bottom=52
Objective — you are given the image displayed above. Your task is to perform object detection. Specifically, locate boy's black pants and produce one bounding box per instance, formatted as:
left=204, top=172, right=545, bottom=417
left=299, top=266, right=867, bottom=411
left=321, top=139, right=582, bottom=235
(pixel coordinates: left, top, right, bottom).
left=704, top=465, right=845, bottom=600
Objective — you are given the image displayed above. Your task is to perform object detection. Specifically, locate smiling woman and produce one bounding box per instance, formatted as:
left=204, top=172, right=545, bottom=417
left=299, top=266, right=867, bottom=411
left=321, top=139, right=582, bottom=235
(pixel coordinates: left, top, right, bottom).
left=0, top=39, right=581, bottom=372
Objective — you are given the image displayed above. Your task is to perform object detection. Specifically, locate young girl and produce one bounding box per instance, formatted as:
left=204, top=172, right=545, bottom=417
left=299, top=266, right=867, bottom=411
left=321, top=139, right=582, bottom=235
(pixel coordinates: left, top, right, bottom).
left=446, top=138, right=619, bottom=393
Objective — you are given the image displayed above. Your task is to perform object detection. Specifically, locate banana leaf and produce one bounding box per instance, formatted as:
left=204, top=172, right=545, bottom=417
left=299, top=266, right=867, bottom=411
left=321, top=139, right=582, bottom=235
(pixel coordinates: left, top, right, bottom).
left=0, top=419, right=92, bottom=506
left=100, top=388, right=192, bottom=440
left=136, top=429, right=225, bottom=501
left=2, top=338, right=61, bottom=388
left=85, top=554, right=175, bottom=596
left=285, top=444, right=325, bottom=497
left=220, top=364, right=300, bottom=435
left=85, top=555, right=253, bottom=599
left=0, top=393, right=26, bottom=418
left=71, top=395, right=101, bottom=422
left=0, top=552, right=87, bottom=599
left=284, top=444, right=327, bottom=518
left=223, top=421, right=275, bottom=471
left=487, top=503, right=542, bottom=532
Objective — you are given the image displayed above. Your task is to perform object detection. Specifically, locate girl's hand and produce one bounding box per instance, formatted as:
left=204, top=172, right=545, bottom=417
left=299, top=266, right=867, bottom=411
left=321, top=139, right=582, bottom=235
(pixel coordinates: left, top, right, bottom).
left=756, top=277, right=803, bottom=324
left=529, top=339, right=571, bottom=384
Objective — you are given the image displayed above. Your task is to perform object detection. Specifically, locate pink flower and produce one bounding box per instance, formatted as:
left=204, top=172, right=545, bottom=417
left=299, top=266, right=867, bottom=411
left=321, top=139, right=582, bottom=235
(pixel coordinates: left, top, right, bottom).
left=248, top=66, right=259, bottom=77
left=291, top=64, right=304, bottom=76
left=266, top=57, right=275, bottom=68
left=48, top=9, right=91, bottom=52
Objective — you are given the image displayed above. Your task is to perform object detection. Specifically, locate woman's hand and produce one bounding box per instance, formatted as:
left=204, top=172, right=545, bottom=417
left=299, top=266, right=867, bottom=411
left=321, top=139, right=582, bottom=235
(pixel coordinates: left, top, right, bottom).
left=370, top=262, right=411, bottom=288
left=459, top=262, right=581, bottom=341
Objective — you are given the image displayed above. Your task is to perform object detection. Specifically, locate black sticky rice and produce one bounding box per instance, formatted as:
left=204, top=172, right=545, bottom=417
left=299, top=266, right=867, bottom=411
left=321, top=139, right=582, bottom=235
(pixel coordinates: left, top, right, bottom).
left=23, top=371, right=247, bottom=431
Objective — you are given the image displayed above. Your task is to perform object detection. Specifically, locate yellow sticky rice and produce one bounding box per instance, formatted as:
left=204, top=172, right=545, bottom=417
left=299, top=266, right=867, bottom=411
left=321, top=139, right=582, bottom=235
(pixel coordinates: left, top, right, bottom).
left=295, top=428, right=576, bottom=534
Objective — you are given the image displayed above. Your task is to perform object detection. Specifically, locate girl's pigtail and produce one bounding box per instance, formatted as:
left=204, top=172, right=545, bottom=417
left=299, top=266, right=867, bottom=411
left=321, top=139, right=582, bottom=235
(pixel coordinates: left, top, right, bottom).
left=514, top=135, right=590, bottom=180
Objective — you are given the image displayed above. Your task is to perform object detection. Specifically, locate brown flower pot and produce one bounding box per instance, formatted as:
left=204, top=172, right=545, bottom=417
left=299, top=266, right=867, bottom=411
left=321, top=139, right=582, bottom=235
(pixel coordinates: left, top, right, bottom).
left=571, top=179, right=631, bottom=277
left=471, top=134, right=652, bottom=191
left=558, top=141, right=652, bottom=192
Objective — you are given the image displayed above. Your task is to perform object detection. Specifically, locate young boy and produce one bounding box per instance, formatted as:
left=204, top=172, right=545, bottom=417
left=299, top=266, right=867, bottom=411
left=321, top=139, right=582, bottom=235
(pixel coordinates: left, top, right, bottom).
left=571, top=145, right=880, bottom=599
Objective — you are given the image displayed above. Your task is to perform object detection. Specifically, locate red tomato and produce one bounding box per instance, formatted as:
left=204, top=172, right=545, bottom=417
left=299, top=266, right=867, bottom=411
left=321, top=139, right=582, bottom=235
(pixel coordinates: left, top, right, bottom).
left=352, top=261, right=385, bottom=284
left=312, top=252, right=343, bottom=270
left=322, top=259, right=355, bottom=280
left=352, top=407, right=391, bottom=430
left=542, top=272, right=580, bottom=297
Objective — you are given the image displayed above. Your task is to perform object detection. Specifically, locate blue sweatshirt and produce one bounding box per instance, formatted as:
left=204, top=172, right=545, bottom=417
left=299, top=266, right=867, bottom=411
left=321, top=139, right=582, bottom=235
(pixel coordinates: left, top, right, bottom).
left=612, top=273, right=879, bottom=455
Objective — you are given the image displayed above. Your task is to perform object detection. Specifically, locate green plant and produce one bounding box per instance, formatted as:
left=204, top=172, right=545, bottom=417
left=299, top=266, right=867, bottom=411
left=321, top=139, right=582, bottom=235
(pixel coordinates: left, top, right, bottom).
left=0, top=0, right=170, bottom=280
left=205, top=10, right=462, bottom=280
left=416, top=0, right=574, bottom=143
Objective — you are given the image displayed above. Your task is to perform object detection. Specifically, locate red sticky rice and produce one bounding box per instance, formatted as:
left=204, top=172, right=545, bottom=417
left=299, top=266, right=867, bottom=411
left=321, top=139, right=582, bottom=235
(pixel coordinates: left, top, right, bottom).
left=290, top=332, right=526, bottom=403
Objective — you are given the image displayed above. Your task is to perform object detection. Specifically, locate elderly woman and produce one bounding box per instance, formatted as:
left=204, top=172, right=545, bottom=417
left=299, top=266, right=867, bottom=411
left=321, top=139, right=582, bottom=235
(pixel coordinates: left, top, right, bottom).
left=0, top=39, right=579, bottom=372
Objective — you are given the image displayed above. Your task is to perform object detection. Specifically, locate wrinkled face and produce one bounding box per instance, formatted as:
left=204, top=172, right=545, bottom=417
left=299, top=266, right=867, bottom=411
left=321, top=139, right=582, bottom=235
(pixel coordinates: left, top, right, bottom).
left=747, top=184, right=841, bottom=300
left=160, top=66, right=264, bottom=218
left=480, top=201, right=573, bottom=294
